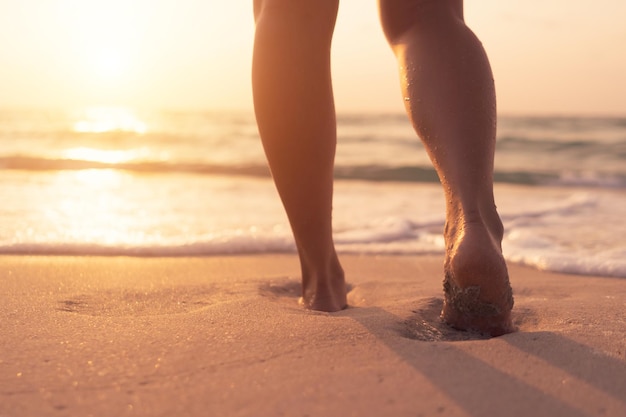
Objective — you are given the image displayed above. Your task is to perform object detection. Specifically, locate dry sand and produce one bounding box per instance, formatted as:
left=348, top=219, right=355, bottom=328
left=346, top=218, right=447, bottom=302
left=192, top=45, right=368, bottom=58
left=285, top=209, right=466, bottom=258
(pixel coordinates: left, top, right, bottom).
left=1, top=255, right=625, bottom=417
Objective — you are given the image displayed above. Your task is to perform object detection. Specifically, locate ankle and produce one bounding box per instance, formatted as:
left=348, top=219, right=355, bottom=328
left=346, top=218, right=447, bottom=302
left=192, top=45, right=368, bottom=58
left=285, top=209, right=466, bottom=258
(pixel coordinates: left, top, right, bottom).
left=300, top=253, right=346, bottom=312
left=444, top=202, right=504, bottom=248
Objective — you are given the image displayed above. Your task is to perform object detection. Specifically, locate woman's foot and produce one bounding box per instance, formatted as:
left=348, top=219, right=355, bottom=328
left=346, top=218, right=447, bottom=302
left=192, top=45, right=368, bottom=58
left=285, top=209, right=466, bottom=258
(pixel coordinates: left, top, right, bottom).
left=440, top=214, right=514, bottom=336
left=299, top=253, right=347, bottom=312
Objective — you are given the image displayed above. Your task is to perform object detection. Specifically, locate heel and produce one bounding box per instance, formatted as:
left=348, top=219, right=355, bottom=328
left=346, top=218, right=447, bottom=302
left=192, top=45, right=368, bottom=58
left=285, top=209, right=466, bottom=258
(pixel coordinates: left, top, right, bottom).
left=441, top=272, right=515, bottom=337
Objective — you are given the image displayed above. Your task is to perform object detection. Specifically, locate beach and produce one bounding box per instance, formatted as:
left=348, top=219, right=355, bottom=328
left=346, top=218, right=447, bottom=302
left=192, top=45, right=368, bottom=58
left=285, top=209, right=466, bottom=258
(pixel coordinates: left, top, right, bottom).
left=1, top=0, right=625, bottom=414
left=1, top=109, right=625, bottom=415
left=2, top=254, right=625, bottom=417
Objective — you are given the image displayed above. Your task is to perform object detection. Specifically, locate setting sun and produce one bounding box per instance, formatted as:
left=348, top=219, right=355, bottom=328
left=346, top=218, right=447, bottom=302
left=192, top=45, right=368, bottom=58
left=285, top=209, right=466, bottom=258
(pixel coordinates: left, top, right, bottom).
left=92, top=49, right=127, bottom=79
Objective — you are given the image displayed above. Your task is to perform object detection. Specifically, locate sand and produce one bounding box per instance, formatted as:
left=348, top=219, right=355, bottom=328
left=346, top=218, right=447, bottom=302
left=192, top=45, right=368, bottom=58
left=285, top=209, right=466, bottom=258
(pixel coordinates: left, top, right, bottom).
left=1, top=254, right=625, bottom=417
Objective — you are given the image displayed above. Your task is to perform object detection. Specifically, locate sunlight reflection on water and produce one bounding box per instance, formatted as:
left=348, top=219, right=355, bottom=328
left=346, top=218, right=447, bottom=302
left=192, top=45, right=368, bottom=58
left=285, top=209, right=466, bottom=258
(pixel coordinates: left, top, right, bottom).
left=72, top=106, right=147, bottom=134
left=62, top=147, right=141, bottom=164
left=42, top=169, right=143, bottom=245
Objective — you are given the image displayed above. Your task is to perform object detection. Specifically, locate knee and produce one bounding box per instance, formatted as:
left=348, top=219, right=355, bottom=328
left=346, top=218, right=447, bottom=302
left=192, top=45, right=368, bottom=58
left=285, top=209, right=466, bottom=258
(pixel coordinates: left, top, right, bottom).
left=379, top=0, right=462, bottom=45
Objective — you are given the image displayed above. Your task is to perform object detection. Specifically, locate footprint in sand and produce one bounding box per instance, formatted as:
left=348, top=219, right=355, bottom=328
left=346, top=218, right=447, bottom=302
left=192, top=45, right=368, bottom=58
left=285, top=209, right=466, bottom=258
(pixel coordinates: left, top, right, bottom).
left=57, top=285, right=216, bottom=317
left=258, top=279, right=356, bottom=309
left=401, top=298, right=539, bottom=341
left=258, top=278, right=301, bottom=299
left=400, top=298, right=491, bottom=342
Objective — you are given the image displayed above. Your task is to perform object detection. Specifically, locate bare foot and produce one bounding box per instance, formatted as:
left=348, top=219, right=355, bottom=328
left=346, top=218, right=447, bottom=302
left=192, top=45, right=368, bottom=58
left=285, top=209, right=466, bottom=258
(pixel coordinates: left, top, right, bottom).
left=440, top=214, right=514, bottom=336
left=299, top=254, right=347, bottom=312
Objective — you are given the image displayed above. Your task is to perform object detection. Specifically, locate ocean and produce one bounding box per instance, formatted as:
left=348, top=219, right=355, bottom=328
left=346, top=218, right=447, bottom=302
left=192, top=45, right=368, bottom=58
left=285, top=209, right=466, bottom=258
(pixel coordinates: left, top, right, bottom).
left=1, top=107, right=625, bottom=278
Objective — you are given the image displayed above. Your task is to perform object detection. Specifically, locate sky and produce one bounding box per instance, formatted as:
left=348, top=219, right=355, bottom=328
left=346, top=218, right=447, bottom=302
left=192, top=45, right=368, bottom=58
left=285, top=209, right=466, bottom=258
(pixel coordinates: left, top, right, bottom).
left=0, top=0, right=625, bottom=115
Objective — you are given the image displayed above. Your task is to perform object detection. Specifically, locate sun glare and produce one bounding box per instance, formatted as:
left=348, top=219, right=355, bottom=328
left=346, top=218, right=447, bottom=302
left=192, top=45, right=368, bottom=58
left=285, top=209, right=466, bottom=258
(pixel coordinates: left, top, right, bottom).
left=55, top=0, right=144, bottom=91
left=93, top=49, right=126, bottom=79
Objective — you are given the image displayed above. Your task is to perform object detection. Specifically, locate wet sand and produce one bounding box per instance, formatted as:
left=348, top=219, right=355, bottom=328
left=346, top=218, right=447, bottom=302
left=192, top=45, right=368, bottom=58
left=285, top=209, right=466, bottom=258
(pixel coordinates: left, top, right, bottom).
left=1, top=255, right=625, bottom=416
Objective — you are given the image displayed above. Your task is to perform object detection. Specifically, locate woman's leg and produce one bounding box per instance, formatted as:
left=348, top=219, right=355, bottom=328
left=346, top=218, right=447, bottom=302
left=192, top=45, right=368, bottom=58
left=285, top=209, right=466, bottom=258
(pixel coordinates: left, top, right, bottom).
left=379, top=0, right=514, bottom=335
left=252, top=0, right=346, bottom=312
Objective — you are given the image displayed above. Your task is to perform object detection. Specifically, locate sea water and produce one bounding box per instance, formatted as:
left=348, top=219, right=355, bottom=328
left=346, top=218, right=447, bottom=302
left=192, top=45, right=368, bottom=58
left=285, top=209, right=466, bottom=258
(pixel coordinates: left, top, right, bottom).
left=0, top=108, right=624, bottom=278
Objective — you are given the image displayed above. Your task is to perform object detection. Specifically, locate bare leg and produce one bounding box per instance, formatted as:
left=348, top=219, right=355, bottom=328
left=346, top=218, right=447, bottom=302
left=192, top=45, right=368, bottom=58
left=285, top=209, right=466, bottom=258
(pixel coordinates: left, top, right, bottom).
left=379, top=0, right=514, bottom=335
left=252, top=0, right=346, bottom=312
